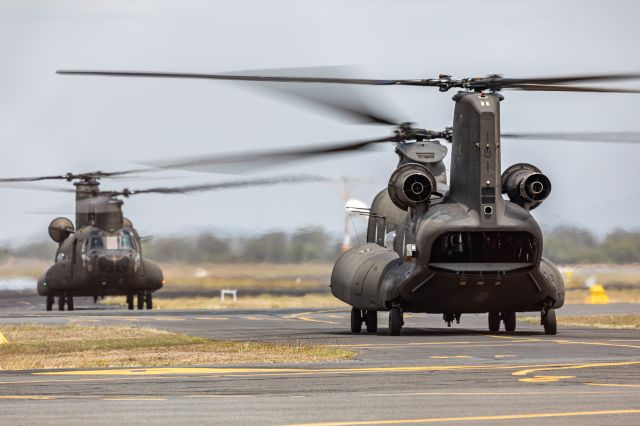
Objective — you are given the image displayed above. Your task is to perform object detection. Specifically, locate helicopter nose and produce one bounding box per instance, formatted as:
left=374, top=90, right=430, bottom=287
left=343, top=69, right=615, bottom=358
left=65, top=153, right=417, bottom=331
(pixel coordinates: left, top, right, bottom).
left=97, top=254, right=131, bottom=273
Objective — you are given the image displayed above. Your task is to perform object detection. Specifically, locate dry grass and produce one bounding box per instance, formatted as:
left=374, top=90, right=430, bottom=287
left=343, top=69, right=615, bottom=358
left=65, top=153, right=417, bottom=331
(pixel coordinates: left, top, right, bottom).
left=103, top=293, right=344, bottom=310
left=520, top=314, right=640, bottom=329
left=0, top=324, right=354, bottom=370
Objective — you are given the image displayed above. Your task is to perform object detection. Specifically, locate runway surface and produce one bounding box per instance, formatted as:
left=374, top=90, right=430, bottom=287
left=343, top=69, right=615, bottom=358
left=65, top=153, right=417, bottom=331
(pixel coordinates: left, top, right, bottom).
left=0, top=299, right=639, bottom=425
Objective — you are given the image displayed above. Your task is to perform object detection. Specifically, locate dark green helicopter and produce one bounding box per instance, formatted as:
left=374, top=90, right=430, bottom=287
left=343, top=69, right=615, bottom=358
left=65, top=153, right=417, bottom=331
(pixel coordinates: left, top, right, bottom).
left=1, top=170, right=323, bottom=311
left=56, top=68, right=640, bottom=334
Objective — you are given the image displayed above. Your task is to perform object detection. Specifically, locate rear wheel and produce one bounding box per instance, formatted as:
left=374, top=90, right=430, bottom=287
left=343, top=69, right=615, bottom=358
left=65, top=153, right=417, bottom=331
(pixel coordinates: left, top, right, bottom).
left=46, top=296, right=54, bottom=311
left=145, top=292, right=153, bottom=310
left=58, top=296, right=65, bottom=311
left=350, top=308, right=362, bottom=333
left=488, top=312, right=500, bottom=332
left=66, top=296, right=74, bottom=311
left=126, top=295, right=134, bottom=310
left=388, top=307, right=403, bottom=336
left=543, top=309, right=557, bottom=335
left=502, top=311, right=516, bottom=332
left=365, top=310, right=378, bottom=333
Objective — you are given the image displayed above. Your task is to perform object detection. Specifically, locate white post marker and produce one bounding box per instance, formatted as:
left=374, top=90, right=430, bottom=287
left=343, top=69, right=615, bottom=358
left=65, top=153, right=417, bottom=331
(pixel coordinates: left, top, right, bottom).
left=221, top=289, right=237, bottom=302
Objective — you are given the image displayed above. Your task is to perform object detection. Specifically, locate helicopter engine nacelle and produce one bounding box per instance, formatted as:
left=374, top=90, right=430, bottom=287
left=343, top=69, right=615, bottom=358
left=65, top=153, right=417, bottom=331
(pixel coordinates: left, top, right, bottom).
left=502, top=163, right=552, bottom=210
left=388, top=163, right=436, bottom=211
left=48, top=217, right=75, bottom=243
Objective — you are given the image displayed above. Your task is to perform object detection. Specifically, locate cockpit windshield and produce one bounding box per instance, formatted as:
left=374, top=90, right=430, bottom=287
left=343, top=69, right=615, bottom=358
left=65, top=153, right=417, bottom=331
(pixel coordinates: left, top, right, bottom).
left=88, top=230, right=136, bottom=250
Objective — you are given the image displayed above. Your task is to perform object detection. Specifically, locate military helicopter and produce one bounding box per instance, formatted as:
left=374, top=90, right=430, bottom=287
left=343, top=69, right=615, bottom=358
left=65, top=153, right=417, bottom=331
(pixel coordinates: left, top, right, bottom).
left=0, top=170, right=323, bottom=311
left=57, top=68, right=640, bottom=334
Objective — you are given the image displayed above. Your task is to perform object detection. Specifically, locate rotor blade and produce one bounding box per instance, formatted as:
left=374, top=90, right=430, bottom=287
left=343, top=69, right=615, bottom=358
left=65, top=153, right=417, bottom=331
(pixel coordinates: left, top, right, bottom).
left=0, top=167, right=153, bottom=183
left=508, top=84, right=640, bottom=94
left=0, top=174, right=70, bottom=183
left=502, top=131, right=640, bottom=143
left=57, top=69, right=427, bottom=86
left=141, top=136, right=394, bottom=174
left=120, top=174, right=328, bottom=196
left=499, top=72, right=640, bottom=87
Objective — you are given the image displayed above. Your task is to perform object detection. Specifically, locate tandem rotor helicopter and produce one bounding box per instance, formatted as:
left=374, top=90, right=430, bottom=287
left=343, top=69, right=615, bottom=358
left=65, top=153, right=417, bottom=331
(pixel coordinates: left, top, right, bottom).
left=0, top=170, right=322, bottom=311
left=56, top=67, right=640, bottom=334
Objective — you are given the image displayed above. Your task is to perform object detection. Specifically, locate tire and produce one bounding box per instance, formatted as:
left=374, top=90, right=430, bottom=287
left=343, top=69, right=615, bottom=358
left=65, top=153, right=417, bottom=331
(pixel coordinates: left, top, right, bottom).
left=46, top=296, right=54, bottom=311
left=365, top=311, right=378, bottom=333
left=389, top=307, right=403, bottom=336
left=544, top=309, right=557, bottom=335
left=488, top=312, right=500, bottom=332
left=145, top=292, right=153, bottom=310
left=502, top=311, right=516, bottom=333
left=350, top=308, right=362, bottom=333
left=127, top=295, right=134, bottom=310
left=58, top=296, right=65, bottom=311
left=137, top=293, right=144, bottom=310
left=67, top=296, right=74, bottom=311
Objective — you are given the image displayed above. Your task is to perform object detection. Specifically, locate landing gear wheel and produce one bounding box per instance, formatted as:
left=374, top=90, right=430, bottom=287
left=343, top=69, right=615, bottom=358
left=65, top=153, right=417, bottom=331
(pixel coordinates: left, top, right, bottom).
left=137, top=293, right=144, bottom=310
left=365, top=310, right=378, bottom=333
left=488, top=312, right=500, bottom=332
left=389, top=307, right=403, bottom=336
left=145, top=292, right=153, bottom=310
left=66, top=296, right=74, bottom=311
left=126, top=295, right=134, bottom=310
left=46, top=296, right=54, bottom=311
left=350, top=308, right=362, bottom=333
left=543, top=309, right=557, bottom=335
left=502, top=311, right=516, bottom=333
left=58, top=296, right=65, bottom=311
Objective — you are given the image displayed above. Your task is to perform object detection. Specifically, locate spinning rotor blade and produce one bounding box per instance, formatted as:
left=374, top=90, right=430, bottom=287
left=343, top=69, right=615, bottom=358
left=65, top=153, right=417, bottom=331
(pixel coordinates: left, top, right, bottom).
left=110, top=174, right=328, bottom=197
left=0, top=168, right=151, bottom=183
left=0, top=183, right=75, bottom=193
left=58, top=68, right=640, bottom=93
left=502, top=131, right=640, bottom=143
left=509, top=84, right=640, bottom=94
left=142, top=136, right=394, bottom=174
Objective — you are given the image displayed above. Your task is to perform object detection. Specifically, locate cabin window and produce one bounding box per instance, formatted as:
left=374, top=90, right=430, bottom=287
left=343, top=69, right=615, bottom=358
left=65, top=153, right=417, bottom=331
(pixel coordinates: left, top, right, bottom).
left=429, top=231, right=538, bottom=263
left=90, top=235, right=104, bottom=249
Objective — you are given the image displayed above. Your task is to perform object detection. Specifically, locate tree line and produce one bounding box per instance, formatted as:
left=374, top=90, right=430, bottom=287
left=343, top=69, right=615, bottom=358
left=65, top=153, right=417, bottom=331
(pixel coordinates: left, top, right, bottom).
left=2, top=225, right=640, bottom=264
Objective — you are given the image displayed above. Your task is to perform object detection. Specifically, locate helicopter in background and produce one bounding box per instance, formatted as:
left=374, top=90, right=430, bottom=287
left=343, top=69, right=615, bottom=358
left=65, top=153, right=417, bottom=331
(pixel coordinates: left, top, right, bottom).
left=0, top=170, right=323, bottom=311
left=56, top=67, right=640, bottom=334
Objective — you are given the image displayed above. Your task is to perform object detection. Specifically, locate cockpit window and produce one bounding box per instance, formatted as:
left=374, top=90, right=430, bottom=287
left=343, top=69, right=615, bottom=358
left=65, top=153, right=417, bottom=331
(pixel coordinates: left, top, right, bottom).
left=89, top=230, right=135, bottom=250
left=429, top=231, right=539, bottom=263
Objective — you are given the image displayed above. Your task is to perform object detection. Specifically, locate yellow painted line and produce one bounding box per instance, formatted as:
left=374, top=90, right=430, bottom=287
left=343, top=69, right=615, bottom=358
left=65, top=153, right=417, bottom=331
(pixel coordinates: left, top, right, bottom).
left=494, top=355, right=517, bottom=359
left=587, top=383, right=640, bottom=388
left=103, top=397, right=166, bottom=401
left=553, top=339, right=640, bottom=350
left=296, top=316, right=337, bottom=325
left=242, top=316, right=266, bottom=321
left=364, top=390, right=626, bottom=397
left=150, top=316, right=185, bottom=322
left=0, top=395, right=55, bottom=400
left=518, top=375, right=575, bottom=383
left=513, top=361, right=640, bottom=377
left=195, top=317, right=229, bottom=321
left=285, top=409, right=640, bottom=426
left=0, top=332, right=8, bottom=345
left=429, top=355, right=472, bottom=359
left=186, top=394, right=254, bottom=398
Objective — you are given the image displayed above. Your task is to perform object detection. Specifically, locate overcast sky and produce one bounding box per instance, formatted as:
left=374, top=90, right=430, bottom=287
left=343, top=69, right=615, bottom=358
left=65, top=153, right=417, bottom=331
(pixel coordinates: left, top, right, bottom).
left=1, top=0, right=640, bottom=244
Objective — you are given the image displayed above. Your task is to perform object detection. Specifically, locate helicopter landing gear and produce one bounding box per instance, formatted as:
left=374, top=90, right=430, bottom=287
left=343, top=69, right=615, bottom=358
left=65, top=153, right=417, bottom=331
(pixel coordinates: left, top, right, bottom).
left=443, top=313, right=461, bottom=327
left=350, top=308, right=362, bottom=333
left=542, top=308, right=557, bottom=335
left=389, top=306, right=403, bottom=336
left=93, top=295, right=98, bottom=303
left=126, top=294, right=134, bottom=310
left=145, top=292, right=153, bottom=310
left=365, top=310, right=377, bottom=333
left=488, top=312, right=501, bottom=332
left=66, top=295, right=74, bottom=311
left=46, top=296, right=54, bottom=311
left=137, top=293, right=144, bottom=310
left=58, top=295, right=65, bottom=311
left=502, top=311, right=516, bottom=333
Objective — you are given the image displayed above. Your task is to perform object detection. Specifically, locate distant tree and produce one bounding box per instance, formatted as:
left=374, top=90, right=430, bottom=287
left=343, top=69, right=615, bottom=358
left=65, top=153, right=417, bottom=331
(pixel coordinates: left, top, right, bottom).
left=598, top=229, right=640, bottom=263
left=543, top=226, right=599, bottom=263
left=241, top=231, right=288, bottom=263
left=289, top=226, right=340, bottom=262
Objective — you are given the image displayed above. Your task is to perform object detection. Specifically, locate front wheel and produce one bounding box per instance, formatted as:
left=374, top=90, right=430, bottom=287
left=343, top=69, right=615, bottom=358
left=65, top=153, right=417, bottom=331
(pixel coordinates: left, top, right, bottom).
left=365, top=311, right=378, bottom=333
left=145, top=292, right=153, bottom=310
left=46, top=296, right=54, bottom=311
left=502, top=311, right=516, bottom=333
left=488, top=312, right=500, bottom=332
left=350, top=308, right=362, bottom=333
left=388, top=307, right=403, bottom=336
left=543, top=309, right=557, bottom=335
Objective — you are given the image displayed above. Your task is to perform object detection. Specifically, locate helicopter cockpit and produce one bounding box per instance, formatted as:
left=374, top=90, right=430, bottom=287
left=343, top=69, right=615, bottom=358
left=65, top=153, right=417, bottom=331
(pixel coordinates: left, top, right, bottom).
left=87, top=229, right=136, bottom=251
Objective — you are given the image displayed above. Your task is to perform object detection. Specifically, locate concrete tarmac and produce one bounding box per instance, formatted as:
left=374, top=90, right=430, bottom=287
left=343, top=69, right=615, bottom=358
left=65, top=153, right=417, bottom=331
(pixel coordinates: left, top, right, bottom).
left=0, top=299, right=639, bottom=425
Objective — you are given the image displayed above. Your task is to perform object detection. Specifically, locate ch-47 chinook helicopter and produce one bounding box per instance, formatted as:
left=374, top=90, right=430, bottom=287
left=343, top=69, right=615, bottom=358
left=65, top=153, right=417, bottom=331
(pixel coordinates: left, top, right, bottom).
left=57, top=68, right=640, bottom=334
left=0, top=170, right=322, bottom=311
